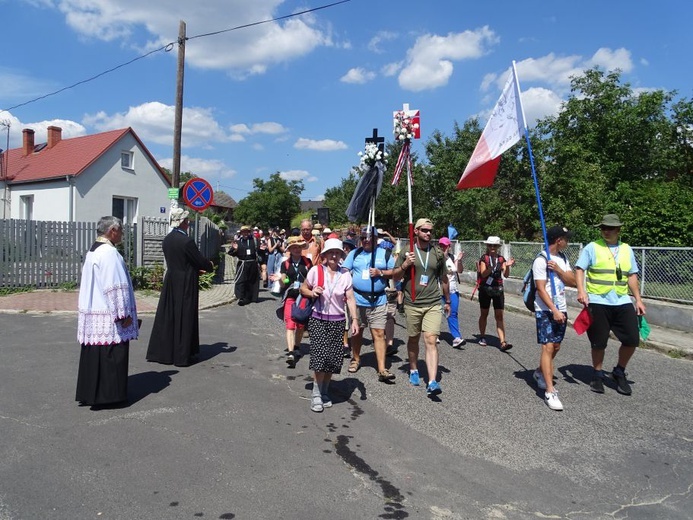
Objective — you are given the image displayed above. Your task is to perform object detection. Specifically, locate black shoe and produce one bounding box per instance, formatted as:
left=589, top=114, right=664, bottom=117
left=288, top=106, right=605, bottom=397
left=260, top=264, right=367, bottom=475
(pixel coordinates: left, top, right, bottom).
left=590, top=375, right=605, bottom=394
left=238, top=299, right=248, bottom=306
left=397, top=303, right=405, bottom=314
left=611, top=369, right=632, bottom=395
left=286, top=353, right=296, bottom=368
left=386, top=344, right=398, bottom=357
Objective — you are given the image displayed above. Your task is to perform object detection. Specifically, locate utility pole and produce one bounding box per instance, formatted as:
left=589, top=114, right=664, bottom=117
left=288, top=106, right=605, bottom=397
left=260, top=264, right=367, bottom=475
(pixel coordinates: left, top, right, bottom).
left=171, top=20, right=186, bottom=210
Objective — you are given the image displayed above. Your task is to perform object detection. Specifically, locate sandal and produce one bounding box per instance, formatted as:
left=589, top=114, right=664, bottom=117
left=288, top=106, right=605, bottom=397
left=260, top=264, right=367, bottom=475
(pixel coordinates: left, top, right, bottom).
left=500, top=341, right=513, bottom=352
left=378, top=369, right=396, bottom=383
left=348, top=359, right=360, bottom=373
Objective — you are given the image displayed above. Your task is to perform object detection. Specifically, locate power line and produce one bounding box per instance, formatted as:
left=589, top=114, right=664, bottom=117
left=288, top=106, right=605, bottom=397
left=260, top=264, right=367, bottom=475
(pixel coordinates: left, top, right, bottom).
left=0, top=0, right=351, bottom=115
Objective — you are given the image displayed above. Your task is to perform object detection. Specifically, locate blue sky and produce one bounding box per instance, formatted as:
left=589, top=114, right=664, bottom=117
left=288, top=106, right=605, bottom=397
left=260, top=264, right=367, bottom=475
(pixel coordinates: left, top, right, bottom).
left=1, top=0, right=689, bottom=203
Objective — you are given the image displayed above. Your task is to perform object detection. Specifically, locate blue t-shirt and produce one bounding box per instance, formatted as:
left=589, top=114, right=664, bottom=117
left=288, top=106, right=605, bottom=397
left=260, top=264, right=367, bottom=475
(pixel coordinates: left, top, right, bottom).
left=342, top=247, right=395, bottom=307
left=575, top=241, right=639, bottom=306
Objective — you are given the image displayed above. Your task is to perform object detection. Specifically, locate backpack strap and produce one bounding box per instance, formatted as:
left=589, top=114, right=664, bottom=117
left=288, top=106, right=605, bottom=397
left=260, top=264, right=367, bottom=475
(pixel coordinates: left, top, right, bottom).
left=317, top=264, right=324, bottom=288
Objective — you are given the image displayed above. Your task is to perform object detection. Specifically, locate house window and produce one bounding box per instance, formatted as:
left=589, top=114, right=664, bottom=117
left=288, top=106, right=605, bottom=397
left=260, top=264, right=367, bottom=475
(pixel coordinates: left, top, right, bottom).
left=20, top=195, right=33, bottom=220
left=121, top=151, right=134, bottom=170
left=112, top=197, right=138, bottom=225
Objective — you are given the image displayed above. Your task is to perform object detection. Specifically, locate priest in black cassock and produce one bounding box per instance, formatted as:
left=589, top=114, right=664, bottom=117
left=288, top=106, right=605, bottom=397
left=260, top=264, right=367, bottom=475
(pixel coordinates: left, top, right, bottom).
left=228, top=224, right=260, bottom=305
left=146, top=208, right=214, bottom=367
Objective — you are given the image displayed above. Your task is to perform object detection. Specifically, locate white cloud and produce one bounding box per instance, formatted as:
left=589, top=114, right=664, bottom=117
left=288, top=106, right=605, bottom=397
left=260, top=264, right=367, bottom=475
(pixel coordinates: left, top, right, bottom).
left=83, top=101, right=230, bottom=147
left=367, top=31, right=397, bottom=53
left=340, top=67, right=376, bottom=84
left=159, top=155, right=236, bottom=179
left=0, top=115, right=87, bottom=148
left=250, top=122, right=287, bottom=135
left=294, top=138, right=347, bottom=151
left=43, top=1, right=335, bottom=78
left=589, top=47, right=633, bottom=73
left=280, top=169, right=311, bottom=181
left=520, top=87, right=564, bottom=125
left=399, top=27, right=500, bottom=92
left=381, top=62, right=402, bottom=77
left=512, top=48, right=634, bottom=92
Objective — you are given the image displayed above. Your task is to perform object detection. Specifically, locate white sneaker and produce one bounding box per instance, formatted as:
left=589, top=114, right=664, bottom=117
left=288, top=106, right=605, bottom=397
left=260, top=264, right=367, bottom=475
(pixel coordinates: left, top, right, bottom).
left=452, top=337, right=466, bottom=348
left=436, top=338, right=440, bottom=344
left=544, top=391, right=564, bottom=411
left=533, top=370, right=547, bottom=390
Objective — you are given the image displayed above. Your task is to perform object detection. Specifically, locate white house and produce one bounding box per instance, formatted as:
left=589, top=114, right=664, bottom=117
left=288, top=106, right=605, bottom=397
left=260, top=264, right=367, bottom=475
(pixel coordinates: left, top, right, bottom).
left=0, top=126, right=171, bottom=224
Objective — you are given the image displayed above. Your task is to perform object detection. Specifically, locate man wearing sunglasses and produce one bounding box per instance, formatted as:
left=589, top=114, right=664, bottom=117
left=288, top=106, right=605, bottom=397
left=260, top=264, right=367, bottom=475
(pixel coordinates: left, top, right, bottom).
left=575, top=214, right=646, bottom=396
left=392, top=218, right=450, bottom=396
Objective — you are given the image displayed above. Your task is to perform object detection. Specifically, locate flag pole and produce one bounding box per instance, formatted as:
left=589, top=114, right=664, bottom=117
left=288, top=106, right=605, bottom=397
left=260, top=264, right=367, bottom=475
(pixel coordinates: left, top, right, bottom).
left=405, top=141, right=416, bottom=301
left=512, top=61, right=556, bottom=297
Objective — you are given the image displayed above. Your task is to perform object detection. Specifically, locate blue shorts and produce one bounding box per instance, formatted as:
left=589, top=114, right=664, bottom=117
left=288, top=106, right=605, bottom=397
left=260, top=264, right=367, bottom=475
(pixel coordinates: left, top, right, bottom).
left=535, top=311, right=567, bottom=345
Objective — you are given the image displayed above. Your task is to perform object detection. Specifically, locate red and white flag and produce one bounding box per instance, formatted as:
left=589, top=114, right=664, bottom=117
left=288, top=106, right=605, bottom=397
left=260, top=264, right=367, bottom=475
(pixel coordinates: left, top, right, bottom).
left=457, top=67, right=525, bottom=189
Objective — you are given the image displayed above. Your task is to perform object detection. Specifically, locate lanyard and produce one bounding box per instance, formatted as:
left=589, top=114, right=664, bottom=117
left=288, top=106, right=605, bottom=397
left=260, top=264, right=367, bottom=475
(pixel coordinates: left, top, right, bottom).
left=291, top=260, right=304, bottom=281
left=415, top=246, right=430, bottom=272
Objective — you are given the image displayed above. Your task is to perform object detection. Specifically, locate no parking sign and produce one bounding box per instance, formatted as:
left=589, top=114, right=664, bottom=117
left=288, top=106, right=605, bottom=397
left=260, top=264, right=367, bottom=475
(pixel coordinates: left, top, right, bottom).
left=182, top=178, right=214, bottom=211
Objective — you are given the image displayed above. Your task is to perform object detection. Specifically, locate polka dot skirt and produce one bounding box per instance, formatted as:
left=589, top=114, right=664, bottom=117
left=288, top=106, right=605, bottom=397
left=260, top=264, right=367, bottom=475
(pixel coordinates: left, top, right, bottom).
left=307, top=317, right=346, bottom=374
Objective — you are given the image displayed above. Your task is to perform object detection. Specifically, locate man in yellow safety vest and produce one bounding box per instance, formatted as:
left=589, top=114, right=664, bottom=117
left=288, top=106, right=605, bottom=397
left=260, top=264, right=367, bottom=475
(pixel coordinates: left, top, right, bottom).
left=575, top=214, right=646, bottom=396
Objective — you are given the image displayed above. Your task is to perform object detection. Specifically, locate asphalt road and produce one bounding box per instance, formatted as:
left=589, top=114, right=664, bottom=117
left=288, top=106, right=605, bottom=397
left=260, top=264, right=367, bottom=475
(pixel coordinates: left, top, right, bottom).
left=1, top=293, right=691, bottom=519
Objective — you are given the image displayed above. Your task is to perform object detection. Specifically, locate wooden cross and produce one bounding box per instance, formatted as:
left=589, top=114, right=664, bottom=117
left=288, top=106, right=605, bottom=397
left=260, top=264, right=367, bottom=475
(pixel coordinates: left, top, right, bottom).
left=365, top=128, right=385, bottom=153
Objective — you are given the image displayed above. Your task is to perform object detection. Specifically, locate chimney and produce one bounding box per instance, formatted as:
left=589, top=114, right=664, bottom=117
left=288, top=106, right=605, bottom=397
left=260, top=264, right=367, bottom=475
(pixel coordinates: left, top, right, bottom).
left=47, top=126, right=62, bottom=149
left=22, top=129, right=35, bottom=156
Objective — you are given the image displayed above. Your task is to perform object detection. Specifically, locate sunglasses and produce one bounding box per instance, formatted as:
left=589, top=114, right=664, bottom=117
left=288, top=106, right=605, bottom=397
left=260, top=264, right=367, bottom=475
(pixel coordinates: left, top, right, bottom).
left=418, top=228, right=433, bottom=234
left=600, top=226, right=619, bottom=231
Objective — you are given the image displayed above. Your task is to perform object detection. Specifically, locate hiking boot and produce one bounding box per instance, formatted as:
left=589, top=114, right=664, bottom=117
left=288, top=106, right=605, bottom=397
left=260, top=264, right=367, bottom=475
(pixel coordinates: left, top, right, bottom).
left=426, top=380, right=442, bottom=396
left=409, top=370, right=420, bottom=386
left=590, top=373, right=605, bottom=394
left=533, top=370, right=547, bottom=390
left=544, top=391, right=564, bottom=411
left=611, top=368, right=632, bottom=396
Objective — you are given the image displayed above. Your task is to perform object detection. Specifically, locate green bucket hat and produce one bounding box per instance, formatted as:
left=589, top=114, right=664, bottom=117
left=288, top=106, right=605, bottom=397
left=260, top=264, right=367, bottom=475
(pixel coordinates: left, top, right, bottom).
left=594, top=214, right=623, bottom=228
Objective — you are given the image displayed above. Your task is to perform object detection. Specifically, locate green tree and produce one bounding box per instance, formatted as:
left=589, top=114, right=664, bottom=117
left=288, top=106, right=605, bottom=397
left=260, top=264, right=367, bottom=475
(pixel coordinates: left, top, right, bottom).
left=233, top=173, right=303, bottom=230
left=535, top=67, right=693, bottom=245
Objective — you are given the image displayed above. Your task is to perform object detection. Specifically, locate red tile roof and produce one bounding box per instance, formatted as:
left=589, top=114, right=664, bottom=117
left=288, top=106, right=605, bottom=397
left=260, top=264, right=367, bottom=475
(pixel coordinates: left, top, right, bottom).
left=1, top=127, right=170, bottom=186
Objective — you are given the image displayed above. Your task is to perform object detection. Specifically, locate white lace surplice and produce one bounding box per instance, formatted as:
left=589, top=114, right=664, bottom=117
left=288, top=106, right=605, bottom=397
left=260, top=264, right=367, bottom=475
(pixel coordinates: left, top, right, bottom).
left=77, top=244, right=138, bottom=345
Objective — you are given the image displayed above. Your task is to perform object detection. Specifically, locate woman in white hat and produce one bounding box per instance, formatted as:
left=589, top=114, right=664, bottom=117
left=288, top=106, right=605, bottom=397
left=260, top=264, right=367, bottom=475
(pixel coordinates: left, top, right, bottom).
left=476, top=236, right=515, bottom=350
left=300, top=238, right=359, bottom=412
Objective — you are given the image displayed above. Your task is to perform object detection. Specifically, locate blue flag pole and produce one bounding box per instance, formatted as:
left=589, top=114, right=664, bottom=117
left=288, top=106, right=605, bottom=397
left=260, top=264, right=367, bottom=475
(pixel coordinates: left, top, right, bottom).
left=512, top=61, right=557, bottom=298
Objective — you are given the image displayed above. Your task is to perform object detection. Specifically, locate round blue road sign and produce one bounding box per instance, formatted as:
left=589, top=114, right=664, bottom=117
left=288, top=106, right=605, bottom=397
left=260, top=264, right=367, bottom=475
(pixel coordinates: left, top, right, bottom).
left=182, top=178, right=214, bottom=211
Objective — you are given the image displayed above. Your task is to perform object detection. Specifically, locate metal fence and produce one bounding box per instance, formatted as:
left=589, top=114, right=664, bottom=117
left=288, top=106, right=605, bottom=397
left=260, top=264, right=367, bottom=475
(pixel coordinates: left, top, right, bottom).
left=395, top=238, right=693, bottom=304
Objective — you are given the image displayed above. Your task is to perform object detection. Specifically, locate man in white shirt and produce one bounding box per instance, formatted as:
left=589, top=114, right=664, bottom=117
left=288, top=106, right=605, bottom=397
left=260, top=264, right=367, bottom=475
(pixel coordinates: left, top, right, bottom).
left=532, top=226, right=576, bottom=411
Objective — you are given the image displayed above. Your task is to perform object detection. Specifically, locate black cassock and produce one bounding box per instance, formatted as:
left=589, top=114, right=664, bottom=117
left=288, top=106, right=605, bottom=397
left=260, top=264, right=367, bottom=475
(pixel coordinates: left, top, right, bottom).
left=229, top=235, right=260, bottom=304
left=146, top=228, right=213, bottom=367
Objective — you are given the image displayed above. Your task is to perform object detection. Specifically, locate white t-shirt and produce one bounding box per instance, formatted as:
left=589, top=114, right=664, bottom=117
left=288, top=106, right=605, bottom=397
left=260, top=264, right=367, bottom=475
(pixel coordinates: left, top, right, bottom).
left=444, top=254, right=459, bottom=293
left=532, top=252, right=571, bottom=312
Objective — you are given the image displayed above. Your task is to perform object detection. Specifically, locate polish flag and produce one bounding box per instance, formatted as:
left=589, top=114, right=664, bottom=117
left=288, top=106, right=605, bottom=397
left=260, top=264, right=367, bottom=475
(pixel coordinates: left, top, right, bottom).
left=457, top=68, right=525, bottom=189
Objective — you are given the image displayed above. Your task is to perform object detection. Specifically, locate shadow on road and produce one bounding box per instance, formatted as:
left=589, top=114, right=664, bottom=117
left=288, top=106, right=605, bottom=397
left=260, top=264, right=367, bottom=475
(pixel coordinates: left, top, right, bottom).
left=127, top=369, right=178, bottom=405
left=197, top=342, right=236, bottom=363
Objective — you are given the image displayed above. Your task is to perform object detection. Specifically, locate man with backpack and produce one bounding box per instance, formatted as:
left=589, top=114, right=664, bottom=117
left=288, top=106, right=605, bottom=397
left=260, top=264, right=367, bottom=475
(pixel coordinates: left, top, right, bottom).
left=392, top=218, right=450, bottom=396
left=531, top=226, right=576, bottom=411
left=342, top=227, right=396, bottom=382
